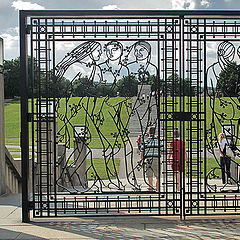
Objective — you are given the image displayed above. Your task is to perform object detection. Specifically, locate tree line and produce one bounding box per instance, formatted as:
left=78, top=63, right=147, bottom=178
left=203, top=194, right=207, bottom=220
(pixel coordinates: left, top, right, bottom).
left=4, top=56, right=238, bottom=98
left=217, top=62, right=240, bottom=97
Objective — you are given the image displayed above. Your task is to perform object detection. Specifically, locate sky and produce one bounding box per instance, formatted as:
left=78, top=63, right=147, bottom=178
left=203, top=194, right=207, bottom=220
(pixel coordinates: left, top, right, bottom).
left=1, top=0, right=240, bottom=60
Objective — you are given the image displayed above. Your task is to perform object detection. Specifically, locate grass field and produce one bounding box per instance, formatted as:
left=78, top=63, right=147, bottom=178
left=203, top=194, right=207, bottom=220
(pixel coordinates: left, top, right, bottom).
left=4, top=95, right=238, bottom=183
left=57, top=97, right=131, bottom=138
left=5, top=97, right=131, bottom=149
left=87, top=158, right=120, bottom=180
left=4, top=99, right=21, bottom=140
left=160, top=96, right=240, bottom=149
left=5, top=96, right=240, bottom=153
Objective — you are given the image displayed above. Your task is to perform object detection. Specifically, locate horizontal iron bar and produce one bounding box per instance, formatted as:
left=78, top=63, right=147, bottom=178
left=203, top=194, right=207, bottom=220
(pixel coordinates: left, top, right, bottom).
left=20, top=10, right=240, bottom=17
left=33, top=213, right=181, bottom=218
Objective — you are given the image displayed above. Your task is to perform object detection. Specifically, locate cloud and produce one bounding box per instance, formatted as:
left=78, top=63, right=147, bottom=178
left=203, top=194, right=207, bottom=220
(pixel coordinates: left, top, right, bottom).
left=201, top=0, right=211, bottom=7
left=72, top=64, right=88, bottom=77
left=0, top=28, right=19, bottom=59
left=11, top=0, right=45, bottom=11
left=55, top=42, right=76, bottom=52
left=102, top=5, right=119, bottom=10
left=207, top=42, right=218, bottom=56
left=0, top=28, right=18, bottom=47
left=171, top=0, right=196, bottom=9
left=0, top=33, right=18, bottom=50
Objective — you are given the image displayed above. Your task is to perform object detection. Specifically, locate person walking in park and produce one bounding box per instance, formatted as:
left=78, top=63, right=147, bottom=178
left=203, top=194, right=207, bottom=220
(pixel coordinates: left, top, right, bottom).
left=168, top=130, right=187, bottom=192
left=141, top=126, right=162, bottom=191
left=218, top=133, right=232, bottom=184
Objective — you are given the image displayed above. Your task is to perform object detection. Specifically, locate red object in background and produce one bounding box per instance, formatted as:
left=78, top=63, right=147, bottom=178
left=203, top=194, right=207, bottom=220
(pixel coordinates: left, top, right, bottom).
left=169, top=139, right=185, bottom=172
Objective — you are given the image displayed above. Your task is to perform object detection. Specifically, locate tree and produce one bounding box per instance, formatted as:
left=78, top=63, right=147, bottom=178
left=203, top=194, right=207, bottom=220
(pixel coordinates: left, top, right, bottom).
left=217, top=62, right=240, bottom=97
left=183, top=78, right=197, bottom=96
left=165, top=74, right=196, bottom=96
left=3, top=58, right=21, bottom=98
left=3, top=57, right=70, bottom=98
left=35, top=70, right=71, bottom=98
left=116, top=75, right=138, bottom=97
left=148, top=75, right=159, bottom=92
left=73, top=76, right=94, bottom=97
left=72, top=76, right=118, bottom=97
left=96, top=83, right=117, bottom=97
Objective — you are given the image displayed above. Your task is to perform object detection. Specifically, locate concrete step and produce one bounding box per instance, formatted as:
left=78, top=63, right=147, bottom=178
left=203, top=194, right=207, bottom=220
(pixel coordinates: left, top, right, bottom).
left=129, top=104, right=158, bottom=137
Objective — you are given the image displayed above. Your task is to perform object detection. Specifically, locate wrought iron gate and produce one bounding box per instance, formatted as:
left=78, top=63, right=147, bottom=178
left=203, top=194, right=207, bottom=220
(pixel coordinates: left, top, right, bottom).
left=20, top=10, right=240, bottom=222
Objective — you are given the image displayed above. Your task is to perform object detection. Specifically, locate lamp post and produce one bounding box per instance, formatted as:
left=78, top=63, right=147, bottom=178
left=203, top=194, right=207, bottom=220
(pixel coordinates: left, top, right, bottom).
left=0, top=37, right=5, bottom=195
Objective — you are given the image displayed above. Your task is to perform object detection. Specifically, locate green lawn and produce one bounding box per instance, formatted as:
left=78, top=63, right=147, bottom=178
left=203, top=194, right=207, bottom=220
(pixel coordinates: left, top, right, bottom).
left=57, top=97, right=131, bottom=148
left=186, top=157, right=240, bottom=179
left=5, top=96, right=240, bottom=149
left=5, top=97, right=131, bottom=149
left=160, top=96, right=240, bottom=148
left=5, top=138, right=20, bottom=145
left=6, top=147, right=21, bottom=152
left=4, top=99, right=21, bottom=140
left=87, top=158, right=120, bottom=180
left=11, top=154, right=22, bottom=159
left=186, top=157, right=220, bottom=178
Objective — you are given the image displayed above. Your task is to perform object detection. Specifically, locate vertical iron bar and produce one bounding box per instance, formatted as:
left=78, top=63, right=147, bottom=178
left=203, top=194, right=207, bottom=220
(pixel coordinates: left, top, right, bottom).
left=45, top=18, right=50, bottom=217
left=203, top=18, right=207, bottom=215
left=196, top=18, right=200, bottom=215
left=52, top=18, right=58, bottom=217
left=37, top=18, right=43, bottom=217
left=30, top=18, right=35, bottom=218
left=164, top=18, right=168, bottom=215
left=189, top=18, right=193, bottom=216
left=157, top=18, right=161, bottom=215
left=182, top=17, right=186, bottom=219
left=179, top=15, right=184, bottom=220
left=172, top=18, right=176, bottom=216
left=20, top=10, right=30, bottom=223
left=184, top=17, right=188, bottom=217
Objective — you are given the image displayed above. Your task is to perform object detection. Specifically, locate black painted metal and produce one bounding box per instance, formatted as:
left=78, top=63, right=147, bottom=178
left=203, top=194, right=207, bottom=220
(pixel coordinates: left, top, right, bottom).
left=20, top=11, right=30, bottom=223
left=20, top=10, right=240, bottom=221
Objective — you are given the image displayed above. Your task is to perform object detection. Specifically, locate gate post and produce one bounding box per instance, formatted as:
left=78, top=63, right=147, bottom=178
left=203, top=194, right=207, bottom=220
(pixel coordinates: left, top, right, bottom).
left=20, top=11, right=30, bottom=223
left=0, top=37, right=6, bottom=196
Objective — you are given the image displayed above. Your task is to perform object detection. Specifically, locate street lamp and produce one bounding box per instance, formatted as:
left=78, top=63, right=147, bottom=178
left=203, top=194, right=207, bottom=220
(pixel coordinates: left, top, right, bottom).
left=0, top=37, right=3, bottom=73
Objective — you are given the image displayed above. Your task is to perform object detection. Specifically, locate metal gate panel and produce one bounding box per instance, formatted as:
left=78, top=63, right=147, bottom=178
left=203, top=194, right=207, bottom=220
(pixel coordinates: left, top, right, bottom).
left=20, top=11, right=240, bottom=222
left=160, top=17, right=182, bottom=216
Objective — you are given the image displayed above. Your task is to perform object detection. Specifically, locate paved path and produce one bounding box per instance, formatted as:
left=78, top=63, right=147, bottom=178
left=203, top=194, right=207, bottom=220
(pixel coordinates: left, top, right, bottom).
left=1, top=193, right=240, bottom=239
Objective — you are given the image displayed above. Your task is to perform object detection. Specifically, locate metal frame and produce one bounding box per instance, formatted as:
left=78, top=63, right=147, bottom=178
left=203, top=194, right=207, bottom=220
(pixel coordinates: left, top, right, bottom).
left=20, top=10, right=240, bottom=222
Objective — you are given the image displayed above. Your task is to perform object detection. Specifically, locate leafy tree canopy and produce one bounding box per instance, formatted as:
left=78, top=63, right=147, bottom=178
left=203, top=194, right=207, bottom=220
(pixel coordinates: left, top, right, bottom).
left=116, top=75, right=138, bottom=97
left=3, top=57, right=198, bottom=99
left=3, top=58, right=21, bottom=98
left=3, top=57, right=70, bottom=98
left=217, top=62, right=240, bottom=97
